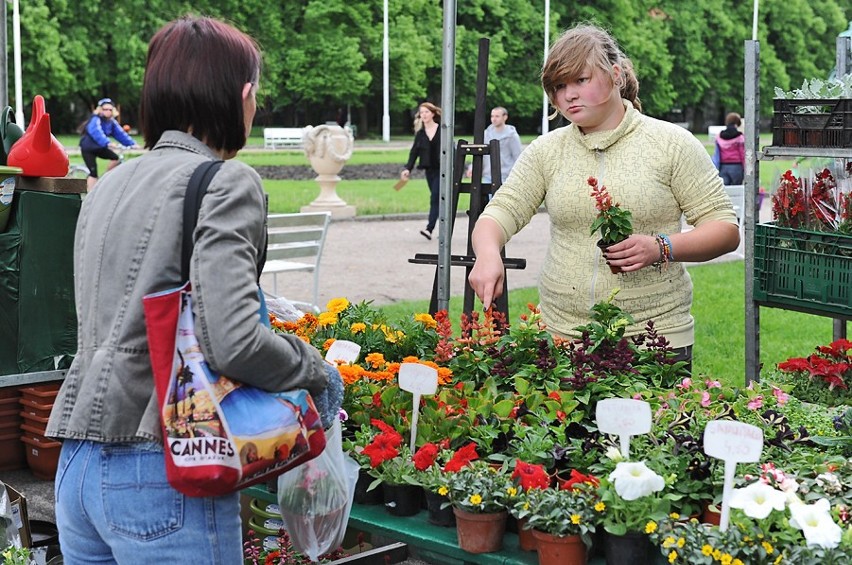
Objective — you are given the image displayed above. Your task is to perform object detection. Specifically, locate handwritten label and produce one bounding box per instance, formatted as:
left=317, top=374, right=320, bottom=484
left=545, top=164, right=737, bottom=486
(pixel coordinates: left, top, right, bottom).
left=703, top=420, right=764, bottom=463
left=596, top=398, right=652, bottom=436
left=398, top=363, right=439, bottom=395
left=325, top=340, right=361, bottom=365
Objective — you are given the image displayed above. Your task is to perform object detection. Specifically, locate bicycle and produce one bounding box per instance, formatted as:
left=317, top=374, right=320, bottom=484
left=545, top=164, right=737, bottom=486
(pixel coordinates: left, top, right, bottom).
left=67, top=145, right=127, bottom=180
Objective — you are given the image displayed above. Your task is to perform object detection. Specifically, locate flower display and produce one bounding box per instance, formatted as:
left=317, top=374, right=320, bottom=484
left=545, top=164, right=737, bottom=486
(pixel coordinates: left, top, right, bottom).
left=789, top=498, right=843, bottom=549
left=608, top=461, right=665, bottom=501
left=772, top=169, right=806, bottom=228
left=514, top=484, right=600, bottom=542
left=597, top=459, right=673, bottom=535
left=511, top=460, right=551, bottom=491
left=589, top=176, right=633, bottom=245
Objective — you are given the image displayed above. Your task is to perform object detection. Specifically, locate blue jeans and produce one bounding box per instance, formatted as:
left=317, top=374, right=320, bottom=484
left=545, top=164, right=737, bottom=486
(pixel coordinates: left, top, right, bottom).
left=55, top=440, right=242, bottom=564
left=719, top=163, right=744, bottom=186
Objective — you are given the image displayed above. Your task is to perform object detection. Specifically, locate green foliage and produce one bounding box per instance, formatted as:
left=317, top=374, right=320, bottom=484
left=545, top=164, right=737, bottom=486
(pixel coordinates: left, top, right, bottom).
left=516, top=485, right=599, bottom=541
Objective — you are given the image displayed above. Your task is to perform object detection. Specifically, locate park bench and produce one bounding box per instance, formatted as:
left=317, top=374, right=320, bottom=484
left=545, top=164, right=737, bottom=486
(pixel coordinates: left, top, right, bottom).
left=263, top=127, right=306, bottom=149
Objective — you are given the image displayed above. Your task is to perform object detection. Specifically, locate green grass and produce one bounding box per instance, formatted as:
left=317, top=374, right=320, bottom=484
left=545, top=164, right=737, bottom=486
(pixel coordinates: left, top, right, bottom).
left=377, top=261, right=833, bottom=387
left=264, top=178, right=470, bottom=215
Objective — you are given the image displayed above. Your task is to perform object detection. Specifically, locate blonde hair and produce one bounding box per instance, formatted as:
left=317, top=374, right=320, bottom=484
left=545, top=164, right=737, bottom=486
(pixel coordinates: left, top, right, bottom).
left=541, top=24, right=641, bottom=114
left=414, top=101, right=441, bottom=132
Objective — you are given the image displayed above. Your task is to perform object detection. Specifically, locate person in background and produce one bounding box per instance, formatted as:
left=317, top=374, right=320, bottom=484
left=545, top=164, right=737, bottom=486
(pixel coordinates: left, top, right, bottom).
left=712, top=112, right=746, bottom=185
left=79, top=97, right=140, bottom=190
left=47, top=15, right=342, bottom=564
left=482, top=106, right=523, bottom=188
left=468, top=23, right=739, bottom=372
left=400, top=102, right=441, bottom=241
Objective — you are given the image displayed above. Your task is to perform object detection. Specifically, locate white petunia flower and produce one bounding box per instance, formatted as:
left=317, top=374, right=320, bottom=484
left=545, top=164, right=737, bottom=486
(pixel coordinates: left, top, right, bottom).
left=789, top=498, right=843, bottom=549
left=728, top=481, right=786, bottom=519
left=608, top=461, right=665, bottom=501
left=605, top=446, right=624, bottom=462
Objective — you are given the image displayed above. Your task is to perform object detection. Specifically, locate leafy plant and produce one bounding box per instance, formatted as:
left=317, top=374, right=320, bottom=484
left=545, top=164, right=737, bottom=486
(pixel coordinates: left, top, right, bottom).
left=515, top=485, right=600, bottom=544
left=443, top=460, right=515, bottom=514
left=774, top=74, right=852, bottom=104
left=589, top=176, right=633, bottom=245
left=0, top=546, right=32, bottom=565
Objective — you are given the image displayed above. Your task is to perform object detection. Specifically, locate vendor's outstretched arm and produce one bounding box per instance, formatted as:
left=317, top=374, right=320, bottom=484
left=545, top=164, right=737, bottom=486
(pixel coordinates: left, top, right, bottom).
left=469, top=217, right=508, bottom=310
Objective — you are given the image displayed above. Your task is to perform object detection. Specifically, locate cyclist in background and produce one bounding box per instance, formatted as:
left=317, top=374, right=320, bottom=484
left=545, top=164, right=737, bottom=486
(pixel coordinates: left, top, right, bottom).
left=79, top=97, right=139, bottom=190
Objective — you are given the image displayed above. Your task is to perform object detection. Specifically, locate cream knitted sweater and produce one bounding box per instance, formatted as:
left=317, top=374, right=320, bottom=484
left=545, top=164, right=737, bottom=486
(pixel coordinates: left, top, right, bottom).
left=481, top=102, right=737, bottom=348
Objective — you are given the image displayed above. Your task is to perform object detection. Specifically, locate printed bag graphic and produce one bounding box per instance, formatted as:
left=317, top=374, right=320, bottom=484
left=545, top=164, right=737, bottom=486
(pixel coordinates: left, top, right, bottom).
left=144, top=282, right=326, bottom=497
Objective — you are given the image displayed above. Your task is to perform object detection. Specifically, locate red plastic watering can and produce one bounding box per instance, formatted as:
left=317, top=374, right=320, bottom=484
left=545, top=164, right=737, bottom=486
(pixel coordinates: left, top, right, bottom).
left=7, top=95, right=69, bottom=177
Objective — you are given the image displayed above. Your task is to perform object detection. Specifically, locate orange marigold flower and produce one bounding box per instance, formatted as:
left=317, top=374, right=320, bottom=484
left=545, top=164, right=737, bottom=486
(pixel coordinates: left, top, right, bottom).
left=337, top=364, right=364, bottom=385
left=387, top=362, right=401, bottom=374
left=322, top=338, right=335, bottom=351
left=350, top=322, right=367, bottom=334
left=368, top=370, right=395, bottom=382
left=365, top=352, right=386, bottom=369
left=325, top=297, right=350, bottom=314
left=402, top=356, right=421, bottom=364
left=437, top=367, right=452, bottom=385
left=414, top=312, right=437, bottom=329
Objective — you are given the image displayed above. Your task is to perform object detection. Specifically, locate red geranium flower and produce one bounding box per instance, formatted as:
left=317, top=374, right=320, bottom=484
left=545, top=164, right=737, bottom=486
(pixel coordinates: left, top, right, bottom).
left=413, top=443, right=439, bottom=471
left=511, top=460, right=551, bottom=491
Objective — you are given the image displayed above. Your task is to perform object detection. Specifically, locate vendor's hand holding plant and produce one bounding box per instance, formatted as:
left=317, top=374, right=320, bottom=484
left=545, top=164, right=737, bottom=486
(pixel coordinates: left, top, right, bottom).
left=589, top=176, right=633, bottom=246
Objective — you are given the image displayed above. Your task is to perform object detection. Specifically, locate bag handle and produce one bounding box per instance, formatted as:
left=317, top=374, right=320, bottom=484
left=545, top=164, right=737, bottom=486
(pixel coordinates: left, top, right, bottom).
left=181, top=160, right=224, bottom=282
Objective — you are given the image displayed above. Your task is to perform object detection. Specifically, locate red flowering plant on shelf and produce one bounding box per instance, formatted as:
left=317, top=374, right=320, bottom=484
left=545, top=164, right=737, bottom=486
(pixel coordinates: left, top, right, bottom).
left=589, top=176, right=633, bottom=246
left=772, top=338, right=852, bottom=407
left=771, top=169, right=806, bottom=228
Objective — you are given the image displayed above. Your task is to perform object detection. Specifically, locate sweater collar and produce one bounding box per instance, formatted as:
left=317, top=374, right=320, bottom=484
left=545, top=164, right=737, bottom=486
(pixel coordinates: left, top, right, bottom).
left=568, top=100, right=640, bottom=152
left=153, top=130, right=220, bottom=159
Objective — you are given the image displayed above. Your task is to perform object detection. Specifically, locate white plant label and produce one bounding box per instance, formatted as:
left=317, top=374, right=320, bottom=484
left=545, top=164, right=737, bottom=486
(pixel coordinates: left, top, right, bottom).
left=703, top=420, right=764, bottom=532
left=595, top=398, right=651, bottom=459
left=398, top=362, right=439, bottom=452
left=324, top=339, right=361, bottom=365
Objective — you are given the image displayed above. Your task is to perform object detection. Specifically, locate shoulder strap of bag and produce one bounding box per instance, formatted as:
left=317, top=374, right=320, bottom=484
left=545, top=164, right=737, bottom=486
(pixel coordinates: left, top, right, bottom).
left=181, top=160, right=224, bottom=282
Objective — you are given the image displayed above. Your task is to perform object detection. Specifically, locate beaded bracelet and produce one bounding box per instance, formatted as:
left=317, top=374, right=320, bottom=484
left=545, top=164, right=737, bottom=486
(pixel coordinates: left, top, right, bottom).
left=653, top=234, right=674, bottom=271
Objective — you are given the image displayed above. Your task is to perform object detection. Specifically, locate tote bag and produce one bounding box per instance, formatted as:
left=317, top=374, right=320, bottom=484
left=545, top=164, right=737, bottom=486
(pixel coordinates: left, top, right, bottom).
left=142, top=161, right=326, bottom=497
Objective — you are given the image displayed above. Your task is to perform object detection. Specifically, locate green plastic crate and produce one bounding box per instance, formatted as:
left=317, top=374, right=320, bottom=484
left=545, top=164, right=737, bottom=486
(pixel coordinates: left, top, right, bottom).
left=754, top=223, right=852, bottom=317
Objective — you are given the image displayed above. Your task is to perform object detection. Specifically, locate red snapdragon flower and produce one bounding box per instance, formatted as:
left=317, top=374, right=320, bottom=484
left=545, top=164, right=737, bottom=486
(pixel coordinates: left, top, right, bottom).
left=511, top=460, right=551, bottom=490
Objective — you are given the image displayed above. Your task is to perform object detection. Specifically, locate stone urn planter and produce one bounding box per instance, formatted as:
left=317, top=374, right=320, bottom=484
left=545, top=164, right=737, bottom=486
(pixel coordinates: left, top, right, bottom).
left=301, top=124, right=355, bottom=218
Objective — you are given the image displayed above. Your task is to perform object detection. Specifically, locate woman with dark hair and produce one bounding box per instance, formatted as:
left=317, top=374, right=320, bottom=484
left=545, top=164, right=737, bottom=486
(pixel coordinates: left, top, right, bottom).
left=400, top=101, right=442, bottom=240
left=46, top=15, right=342, bottom=563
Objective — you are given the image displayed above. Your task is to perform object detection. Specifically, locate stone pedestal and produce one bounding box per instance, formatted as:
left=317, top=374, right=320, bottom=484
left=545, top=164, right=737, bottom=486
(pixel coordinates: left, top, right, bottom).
left=301, top=125, right=355, bottom=218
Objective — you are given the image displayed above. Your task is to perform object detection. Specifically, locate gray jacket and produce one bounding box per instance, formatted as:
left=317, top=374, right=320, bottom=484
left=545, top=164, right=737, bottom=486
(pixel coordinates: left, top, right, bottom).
left=46, top=131, right=329, bottom=443
left=483, top=124, right=523, bottom=184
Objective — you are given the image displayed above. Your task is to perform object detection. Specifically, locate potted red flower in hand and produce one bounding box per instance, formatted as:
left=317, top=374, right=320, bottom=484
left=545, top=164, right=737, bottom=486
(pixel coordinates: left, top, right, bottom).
left=589, top=176, right=633, bottom=273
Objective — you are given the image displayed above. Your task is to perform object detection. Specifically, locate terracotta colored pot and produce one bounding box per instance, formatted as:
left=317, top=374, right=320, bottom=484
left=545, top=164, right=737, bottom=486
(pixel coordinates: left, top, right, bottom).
left=453, top=507, right=507, bottom=554
left=701, top=501, right=722, bottom=526
left=531, top=530, right=587, bottom=565
left=516, top=517, right=537, bottom=552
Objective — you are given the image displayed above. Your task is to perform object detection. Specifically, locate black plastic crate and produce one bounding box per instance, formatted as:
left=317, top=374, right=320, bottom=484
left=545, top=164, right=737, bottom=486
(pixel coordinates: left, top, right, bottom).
left=754, top=223, right=852, bottom=317
left=771, top=98, right=852, bottom=149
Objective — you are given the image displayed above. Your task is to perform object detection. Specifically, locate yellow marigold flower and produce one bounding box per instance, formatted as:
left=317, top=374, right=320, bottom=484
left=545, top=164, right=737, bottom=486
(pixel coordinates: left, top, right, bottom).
left=326, top=297, right=349, bottom=314
left=523, top=502, right=529, bottom=511
left=594, top=502, right=606, bottom=512
left=720, top=554, right=732, bottom=565
left=676, top=537, right=685, bottom=548
left=773, top=555, right=782, bottom=565
left=733, top=560, right=744, bottom=565
left=645, top=521, right=657, bottom=534
left=414, top=312, right=437, bottom=328
left=662, top=537, right=675, bottom=548
left=761, top=541, right=774, bottom=554
left=470, top=494, right=482, bottom=505
left=350, top=322, right=366, bottom=334
left=365, top=352, right=386, bottom=369
left=570, top=514, right=581, bottom=525
left=438, top=486, right=448, bottom=496
left=668, top=550, right=677, bottom=564
left=701, top=545, right=713, bottom=556
left=317, top=312, right=338, bottom=327
left=669, top=512, right=680, bottom=520
left=322, top=338, right=335, bottom=351
left=712, top=549, right=722, bottom=561
left=507, top=487, right=518, bottom=497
